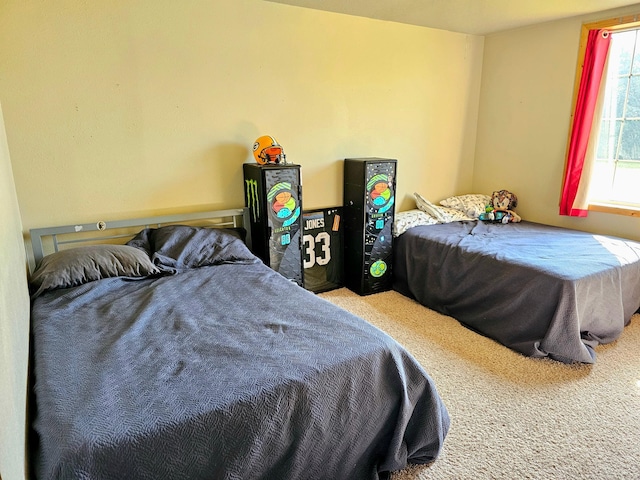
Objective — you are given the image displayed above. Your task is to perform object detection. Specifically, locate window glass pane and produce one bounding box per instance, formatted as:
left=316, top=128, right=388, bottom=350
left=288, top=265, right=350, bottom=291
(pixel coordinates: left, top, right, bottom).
left=590, top=160, right=616, bottom=200
left=613, top=30, right=635, bottom=75
left=596, top=119, right=620, bottom=159
left=632, top=31, right=640, bottom=75
left=619, top=119, right=640, bottom=160
left=615, top=76, right=629, bottom=115
left=600, top=82, right=618, bottom=119
left=626, top=75, right=640, bottom=117
left=611, top=161, right=640, bottom=203
left=590, top=28, right=640, bottom=207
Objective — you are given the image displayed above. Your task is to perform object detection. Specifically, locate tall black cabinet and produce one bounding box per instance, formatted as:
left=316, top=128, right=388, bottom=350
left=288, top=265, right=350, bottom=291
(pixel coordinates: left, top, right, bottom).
left=343, top=158, right=397, bottom=295
left=243, top=163, right=304, bottom=286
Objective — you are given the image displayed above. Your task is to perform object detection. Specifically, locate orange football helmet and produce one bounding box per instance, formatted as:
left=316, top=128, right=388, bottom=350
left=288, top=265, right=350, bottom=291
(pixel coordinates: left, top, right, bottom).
left=252, top=135, right=287, bottom=165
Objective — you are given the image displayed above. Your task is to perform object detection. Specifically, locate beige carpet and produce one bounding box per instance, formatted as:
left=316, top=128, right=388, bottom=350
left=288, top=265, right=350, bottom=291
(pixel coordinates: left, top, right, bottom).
left=318, top=288, right=640, bottom=480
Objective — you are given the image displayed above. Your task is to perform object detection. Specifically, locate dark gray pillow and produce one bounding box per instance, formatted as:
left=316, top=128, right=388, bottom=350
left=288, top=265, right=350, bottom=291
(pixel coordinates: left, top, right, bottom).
left=127, top=225, right=256, bottom=272
left=30, top=244, right=160, bottom=295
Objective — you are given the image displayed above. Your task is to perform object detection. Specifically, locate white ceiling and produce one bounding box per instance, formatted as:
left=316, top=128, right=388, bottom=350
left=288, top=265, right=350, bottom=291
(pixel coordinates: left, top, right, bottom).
left=265, top=0, right=640, bottom=35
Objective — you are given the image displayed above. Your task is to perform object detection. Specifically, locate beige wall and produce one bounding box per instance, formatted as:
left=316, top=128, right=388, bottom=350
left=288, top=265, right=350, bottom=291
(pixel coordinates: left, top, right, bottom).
left=0, top=4, right=482, bottom=476
left=475, top=4, right=640, bottom=241
left=0, top=103, right=30, bottom=480
left=1, top=0, right=483, bottom=233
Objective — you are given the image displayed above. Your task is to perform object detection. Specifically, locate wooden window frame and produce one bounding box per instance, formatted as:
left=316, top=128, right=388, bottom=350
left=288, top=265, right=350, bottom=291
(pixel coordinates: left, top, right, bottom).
left=565, top=14, right=640, bottom=217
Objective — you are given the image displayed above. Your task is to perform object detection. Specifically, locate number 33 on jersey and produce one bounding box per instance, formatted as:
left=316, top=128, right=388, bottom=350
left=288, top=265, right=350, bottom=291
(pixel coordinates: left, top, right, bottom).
left=302, top=208, right=344, bottom=293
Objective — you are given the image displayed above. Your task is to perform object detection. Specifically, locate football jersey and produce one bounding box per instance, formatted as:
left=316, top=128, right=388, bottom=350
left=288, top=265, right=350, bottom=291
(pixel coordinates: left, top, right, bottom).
left=302, top=208, right=344, bottom=293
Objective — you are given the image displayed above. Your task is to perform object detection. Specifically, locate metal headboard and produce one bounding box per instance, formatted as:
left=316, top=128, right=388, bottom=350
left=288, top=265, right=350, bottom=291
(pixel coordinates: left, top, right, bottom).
left=29, top=207, right=252, bottom=268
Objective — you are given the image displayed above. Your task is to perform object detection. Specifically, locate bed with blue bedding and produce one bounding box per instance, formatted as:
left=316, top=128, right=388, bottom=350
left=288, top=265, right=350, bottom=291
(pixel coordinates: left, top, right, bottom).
left=393, top=219, right=640, bottom=364
left=28, top=209, right=449, bottom=480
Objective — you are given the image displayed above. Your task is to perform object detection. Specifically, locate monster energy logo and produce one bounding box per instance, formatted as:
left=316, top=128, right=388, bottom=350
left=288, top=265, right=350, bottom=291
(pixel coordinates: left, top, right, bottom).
left=245, top=179, right=259, bottom=221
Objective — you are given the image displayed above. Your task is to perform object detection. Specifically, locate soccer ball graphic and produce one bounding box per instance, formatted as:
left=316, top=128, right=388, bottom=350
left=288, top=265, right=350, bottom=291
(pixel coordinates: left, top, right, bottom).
left=369, top=260, right=387, bottom=278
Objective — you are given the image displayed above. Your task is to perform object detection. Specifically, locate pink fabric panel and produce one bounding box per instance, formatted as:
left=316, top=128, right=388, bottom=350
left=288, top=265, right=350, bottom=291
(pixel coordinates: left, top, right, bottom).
left=560, top=29, right=610, bottom=217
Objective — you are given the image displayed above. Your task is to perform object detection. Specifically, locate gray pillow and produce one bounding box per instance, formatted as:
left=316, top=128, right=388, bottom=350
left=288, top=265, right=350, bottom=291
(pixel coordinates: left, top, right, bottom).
left=127, top=225, right=257, bottom=272
left=30, top=244, right=159, bottom=295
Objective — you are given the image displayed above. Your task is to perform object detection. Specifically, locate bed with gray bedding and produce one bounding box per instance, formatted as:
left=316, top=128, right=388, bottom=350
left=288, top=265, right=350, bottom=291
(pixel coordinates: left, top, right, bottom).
left=29, top=212, right=449, bottom=480
left=393, top=220, right=640, bottom=364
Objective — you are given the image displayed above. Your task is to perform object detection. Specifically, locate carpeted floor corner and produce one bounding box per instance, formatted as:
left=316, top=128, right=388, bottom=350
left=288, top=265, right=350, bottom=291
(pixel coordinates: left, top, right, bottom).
left=318, top=288, right=640, bottom=480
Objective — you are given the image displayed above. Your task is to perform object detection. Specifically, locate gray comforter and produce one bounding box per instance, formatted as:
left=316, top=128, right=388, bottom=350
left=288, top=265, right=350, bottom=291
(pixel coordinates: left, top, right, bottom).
left=31, top=232, right=449, bottom=479
left=393, top=221, right=640, bottom=363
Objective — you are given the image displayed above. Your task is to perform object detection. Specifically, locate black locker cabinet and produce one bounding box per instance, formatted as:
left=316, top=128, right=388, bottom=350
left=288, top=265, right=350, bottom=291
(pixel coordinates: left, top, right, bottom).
left=343, top=158, right=397, bottom=295
left=243, top=163, right=304, bottom=286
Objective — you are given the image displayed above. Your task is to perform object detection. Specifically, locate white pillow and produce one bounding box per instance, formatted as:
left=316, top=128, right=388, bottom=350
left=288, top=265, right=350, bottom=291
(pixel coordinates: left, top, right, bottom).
left=394, top=209, right=438, bottom=236
left=439, top=193, right=491, bottom=218
left=414, top=192, right=446, bottom=221
left=414, top=192, right=476, bottom=223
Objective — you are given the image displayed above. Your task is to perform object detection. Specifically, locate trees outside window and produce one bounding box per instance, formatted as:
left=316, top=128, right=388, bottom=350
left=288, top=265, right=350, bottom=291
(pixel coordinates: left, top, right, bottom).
left=591, top=28, right=640, bottom=207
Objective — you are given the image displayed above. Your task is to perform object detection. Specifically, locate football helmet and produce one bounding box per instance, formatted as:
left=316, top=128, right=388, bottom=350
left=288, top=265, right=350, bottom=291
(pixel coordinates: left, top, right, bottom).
left=252, top=135, right=287, bottom=165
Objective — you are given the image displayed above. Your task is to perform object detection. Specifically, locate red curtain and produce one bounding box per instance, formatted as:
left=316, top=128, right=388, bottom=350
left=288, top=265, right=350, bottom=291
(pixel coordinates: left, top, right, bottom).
left=559, top=29, right=611, bottom=216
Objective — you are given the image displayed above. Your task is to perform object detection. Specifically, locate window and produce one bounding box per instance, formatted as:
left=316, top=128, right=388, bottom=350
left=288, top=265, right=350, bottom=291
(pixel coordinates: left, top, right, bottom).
left=561, top=14, right=640, bottom=218
left=590, top=28, right=640, bottom=207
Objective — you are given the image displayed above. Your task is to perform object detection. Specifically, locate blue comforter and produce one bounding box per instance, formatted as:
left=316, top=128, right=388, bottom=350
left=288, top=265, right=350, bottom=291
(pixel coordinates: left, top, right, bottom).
left=31, top=258, right=449, bottom=479
left=394, top=220, right=640, bottom=363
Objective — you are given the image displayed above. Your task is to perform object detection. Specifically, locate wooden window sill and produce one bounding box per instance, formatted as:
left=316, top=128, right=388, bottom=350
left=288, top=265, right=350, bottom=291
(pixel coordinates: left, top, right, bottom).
left=589, top=203, right=640, bottom=217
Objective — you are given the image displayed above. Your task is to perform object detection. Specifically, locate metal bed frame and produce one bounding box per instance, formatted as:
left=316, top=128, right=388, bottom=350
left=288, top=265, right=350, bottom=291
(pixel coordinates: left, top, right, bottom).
left=29, top=207, right=252, bottom=268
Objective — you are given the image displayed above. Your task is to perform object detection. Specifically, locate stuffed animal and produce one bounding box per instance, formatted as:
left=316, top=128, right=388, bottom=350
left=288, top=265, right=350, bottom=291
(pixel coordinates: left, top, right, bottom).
left=478, top=189, right=521, bottom=223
